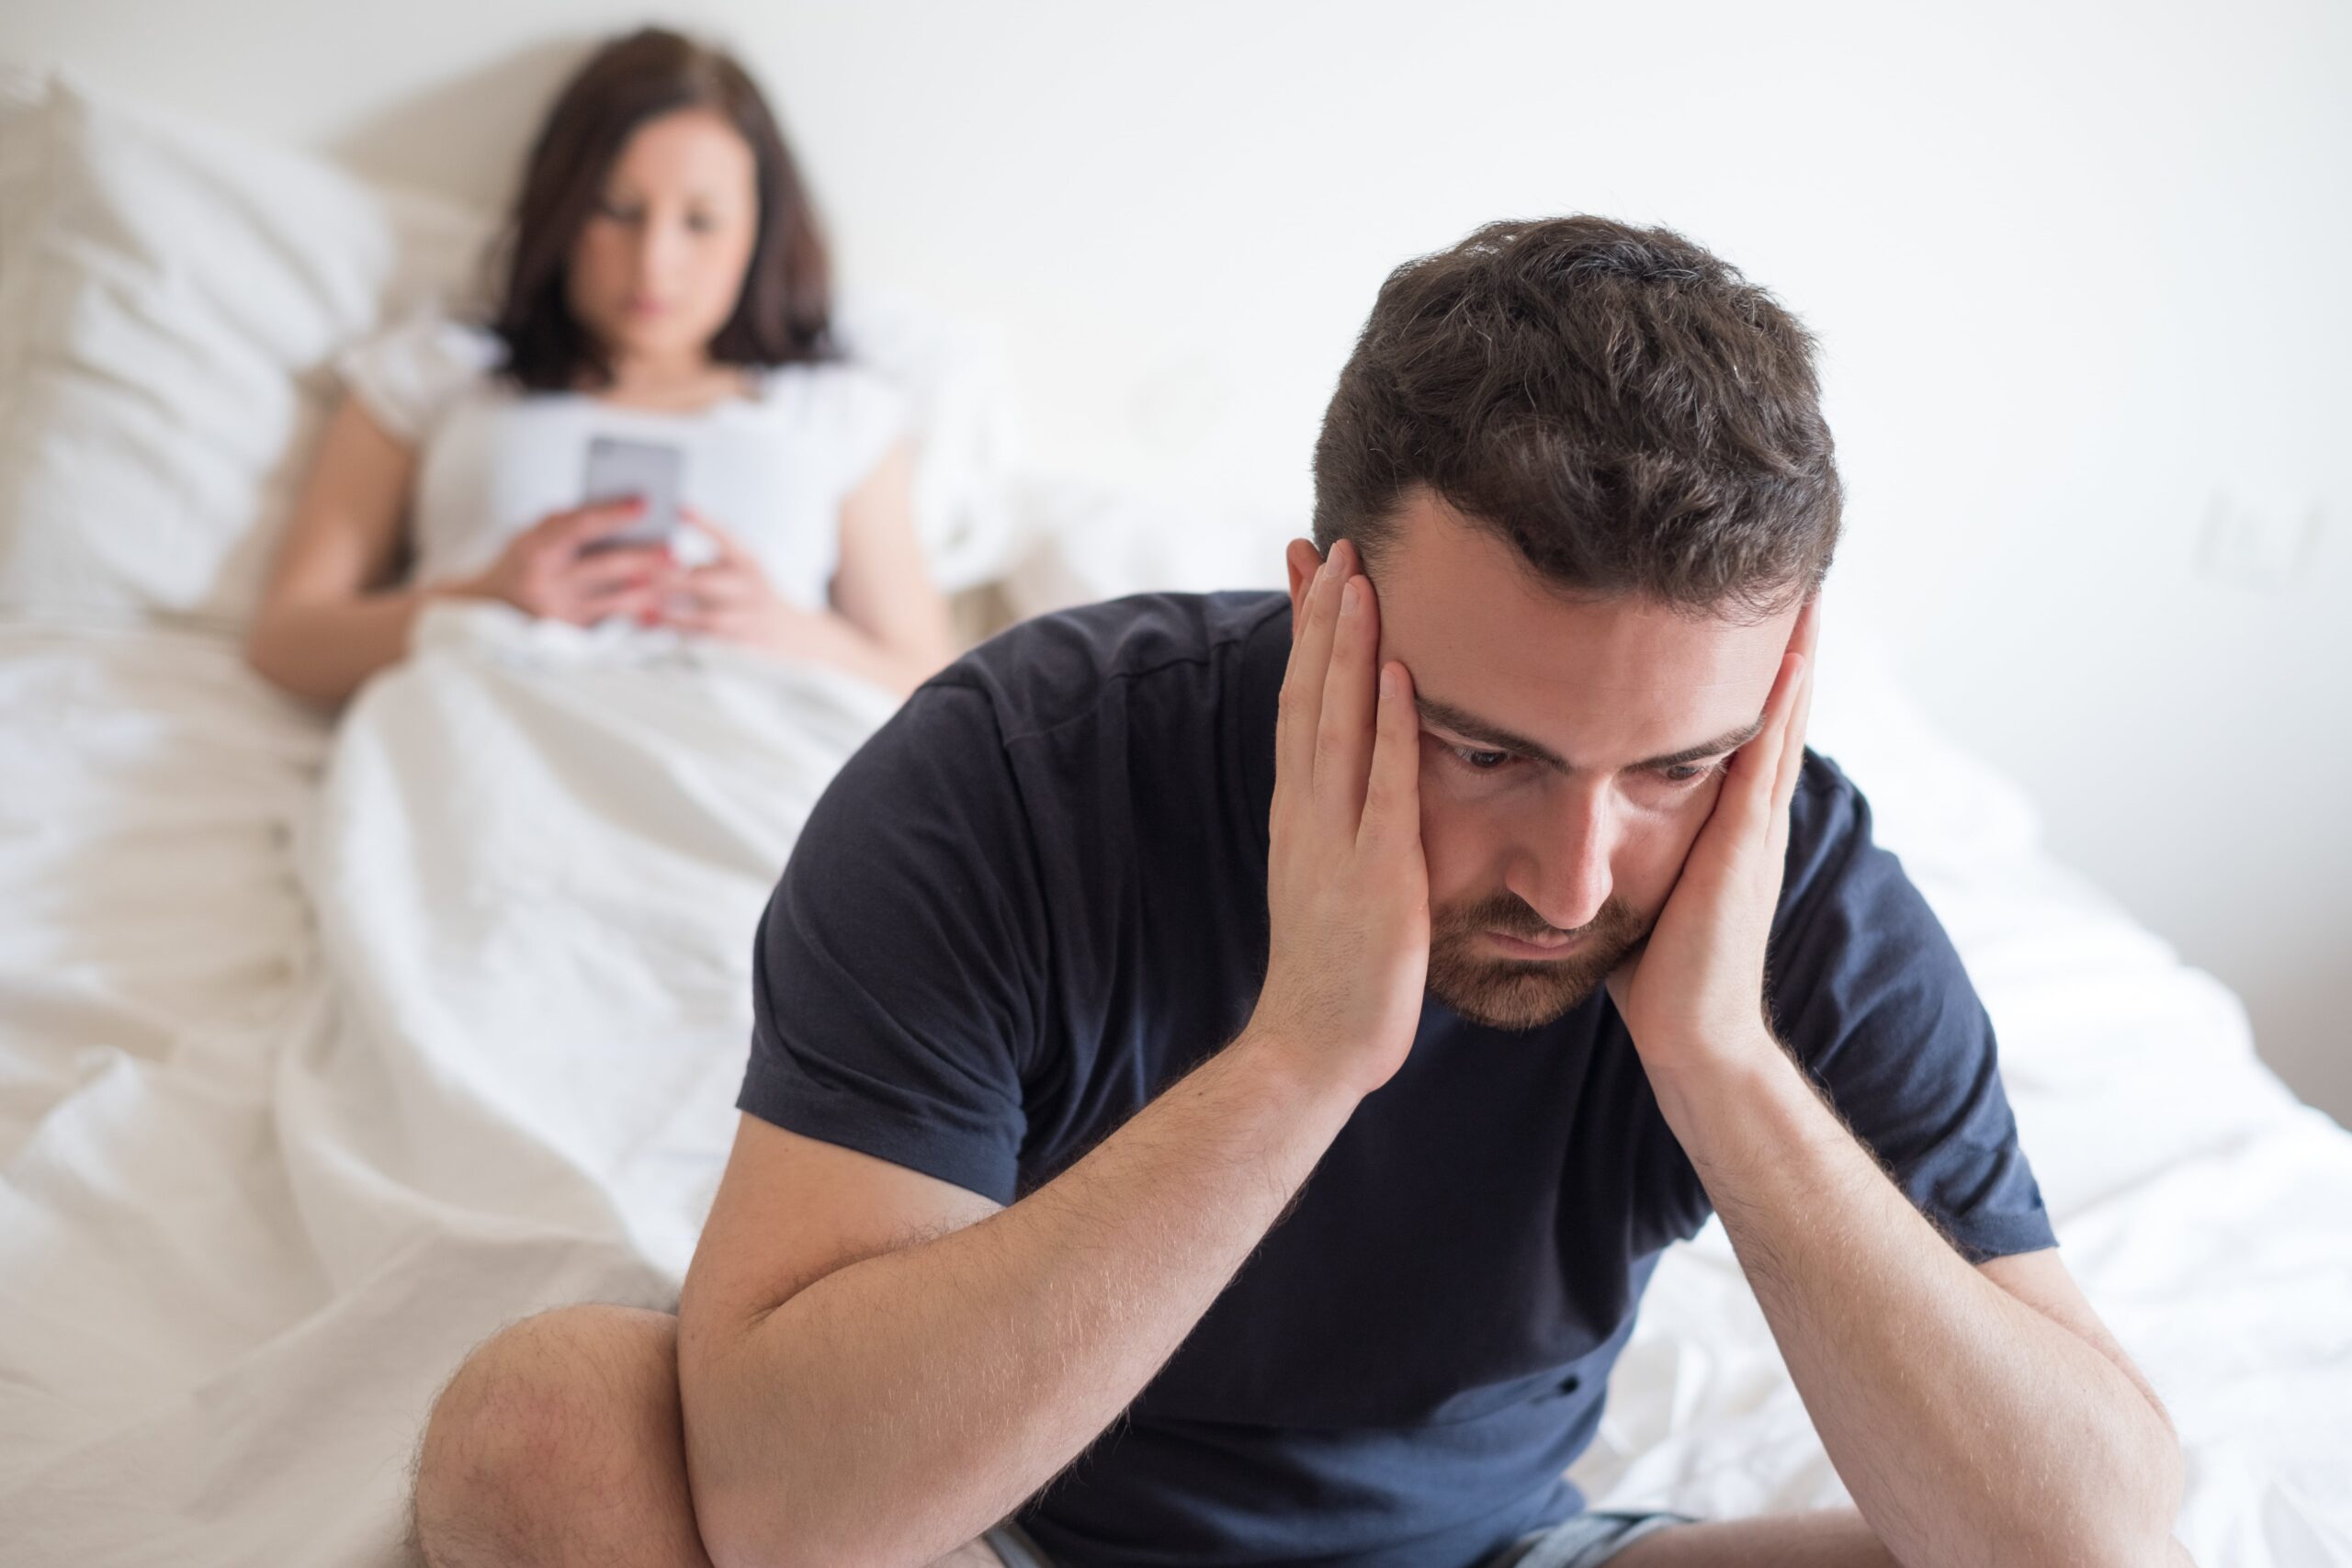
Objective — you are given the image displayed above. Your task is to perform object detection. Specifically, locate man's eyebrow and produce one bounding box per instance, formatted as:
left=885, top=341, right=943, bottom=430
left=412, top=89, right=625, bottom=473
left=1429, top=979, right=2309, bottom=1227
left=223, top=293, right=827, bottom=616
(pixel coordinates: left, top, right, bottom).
left=1414, top=696, right=1569, bottom=769
left=1634, top=716, right=1768, bottom=770
left=1413, top=694, right=1766, bottom=773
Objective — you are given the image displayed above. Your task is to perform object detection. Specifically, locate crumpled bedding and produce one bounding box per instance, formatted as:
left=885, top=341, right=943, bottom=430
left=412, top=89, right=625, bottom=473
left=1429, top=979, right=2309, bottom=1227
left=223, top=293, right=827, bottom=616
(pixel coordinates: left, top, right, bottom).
left=0, top=601, right=2345, bottom=1564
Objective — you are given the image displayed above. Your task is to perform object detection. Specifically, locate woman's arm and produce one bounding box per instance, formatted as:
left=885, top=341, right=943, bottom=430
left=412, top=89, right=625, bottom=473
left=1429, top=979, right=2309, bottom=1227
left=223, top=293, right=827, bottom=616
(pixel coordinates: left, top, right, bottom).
left=247, top=393, right=681, bottom=706
left=243, top=394, right=462, bottom=706
left=668, top=438, right=960, bottom=697
left=822, top=438, right=956, bottom=692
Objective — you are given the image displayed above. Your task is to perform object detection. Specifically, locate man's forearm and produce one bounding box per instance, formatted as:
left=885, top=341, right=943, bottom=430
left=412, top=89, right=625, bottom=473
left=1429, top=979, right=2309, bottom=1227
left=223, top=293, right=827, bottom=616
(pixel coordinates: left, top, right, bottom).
left=1646, top=1043, right=2181, bottom=1567
left=684, top=1028, right=1360, bottom=1568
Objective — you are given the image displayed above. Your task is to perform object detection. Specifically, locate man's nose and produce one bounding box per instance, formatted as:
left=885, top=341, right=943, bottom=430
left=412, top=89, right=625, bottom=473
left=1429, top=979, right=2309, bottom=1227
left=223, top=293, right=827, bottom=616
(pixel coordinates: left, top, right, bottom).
left=1505, top=793, right=1615, bottom=933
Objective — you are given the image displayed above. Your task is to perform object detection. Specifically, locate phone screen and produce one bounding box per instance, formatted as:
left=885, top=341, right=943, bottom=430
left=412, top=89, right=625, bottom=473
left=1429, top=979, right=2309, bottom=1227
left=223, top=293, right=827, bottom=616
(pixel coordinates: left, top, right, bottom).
left=581, top=435, right=684, bottom=551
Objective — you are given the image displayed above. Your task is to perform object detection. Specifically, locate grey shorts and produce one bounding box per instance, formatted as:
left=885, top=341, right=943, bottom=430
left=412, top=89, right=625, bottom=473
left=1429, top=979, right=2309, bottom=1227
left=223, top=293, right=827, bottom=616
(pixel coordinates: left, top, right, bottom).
left=984, top=1508, right=1695, bottom=1568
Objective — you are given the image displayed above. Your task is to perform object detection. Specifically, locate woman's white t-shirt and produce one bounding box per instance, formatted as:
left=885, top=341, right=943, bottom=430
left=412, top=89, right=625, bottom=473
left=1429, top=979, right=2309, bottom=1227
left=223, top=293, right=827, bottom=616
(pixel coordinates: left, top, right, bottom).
left=335, top=312, right=908, bottom=611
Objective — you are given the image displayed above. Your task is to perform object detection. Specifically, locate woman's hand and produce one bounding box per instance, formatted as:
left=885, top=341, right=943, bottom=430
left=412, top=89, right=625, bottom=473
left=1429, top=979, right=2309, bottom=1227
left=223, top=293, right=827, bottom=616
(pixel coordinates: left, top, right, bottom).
left=459, top=499, right=679, bottom=626
left=663, top=508, right=829, bottom=655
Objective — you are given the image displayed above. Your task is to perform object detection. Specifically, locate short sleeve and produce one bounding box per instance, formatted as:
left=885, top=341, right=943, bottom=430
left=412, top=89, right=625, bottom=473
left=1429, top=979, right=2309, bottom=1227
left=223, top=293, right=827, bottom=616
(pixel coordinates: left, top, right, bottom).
left=1765, top=753, right=2057, bottom=1265
left=775, top=361, right=909, bottom=495
left=738, top=679, right=1046, bottom=1204
left=843, top=364, right=910, bottom=480
left=334, top=309, right=500, bottom=446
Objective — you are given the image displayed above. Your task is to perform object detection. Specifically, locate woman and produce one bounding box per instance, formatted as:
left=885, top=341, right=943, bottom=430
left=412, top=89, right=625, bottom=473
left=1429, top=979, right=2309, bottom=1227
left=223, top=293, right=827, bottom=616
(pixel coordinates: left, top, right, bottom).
left=247, top=28, right=954, bottom=705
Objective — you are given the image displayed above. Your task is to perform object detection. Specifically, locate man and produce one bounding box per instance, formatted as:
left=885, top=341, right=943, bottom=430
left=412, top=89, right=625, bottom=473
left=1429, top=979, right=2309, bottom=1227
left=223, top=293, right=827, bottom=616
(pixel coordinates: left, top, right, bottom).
left=412, top=217, right=2189, bottom=1568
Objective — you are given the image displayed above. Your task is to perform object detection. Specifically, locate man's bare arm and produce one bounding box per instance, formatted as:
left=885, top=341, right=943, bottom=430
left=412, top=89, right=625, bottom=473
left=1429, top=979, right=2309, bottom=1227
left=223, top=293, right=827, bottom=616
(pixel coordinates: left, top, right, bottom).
left=678, top=541, right=1431, bottom=1568
left=1648, top=1045, right=2184, bottom=1566
left=1605, top=599, right=2182, bottom=1565
left=680, top=1030, right=1359, bottom=1567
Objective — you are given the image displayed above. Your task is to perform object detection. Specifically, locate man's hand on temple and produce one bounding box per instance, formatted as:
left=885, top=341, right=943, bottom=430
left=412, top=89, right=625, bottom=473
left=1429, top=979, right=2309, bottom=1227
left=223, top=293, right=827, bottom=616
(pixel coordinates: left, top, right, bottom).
left=1251, top=537, right=1432, bottom=1102
left=1604, top=594, right=1818, bottom=1071
left=1592, top=595, right=2187, bottom=1564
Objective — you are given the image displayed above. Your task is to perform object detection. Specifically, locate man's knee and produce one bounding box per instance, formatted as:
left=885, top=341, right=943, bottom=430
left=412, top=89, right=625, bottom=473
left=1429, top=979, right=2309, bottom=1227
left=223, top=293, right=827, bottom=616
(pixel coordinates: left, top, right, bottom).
left=412, top=1303, right=687, bottom=1567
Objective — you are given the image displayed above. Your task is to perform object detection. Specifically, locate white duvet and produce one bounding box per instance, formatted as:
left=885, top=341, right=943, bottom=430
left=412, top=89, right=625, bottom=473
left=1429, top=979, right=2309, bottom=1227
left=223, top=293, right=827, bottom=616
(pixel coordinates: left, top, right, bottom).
left=0, top=598, right=2346, bottom=1565
left=0, top=604, right=895, bottom=1561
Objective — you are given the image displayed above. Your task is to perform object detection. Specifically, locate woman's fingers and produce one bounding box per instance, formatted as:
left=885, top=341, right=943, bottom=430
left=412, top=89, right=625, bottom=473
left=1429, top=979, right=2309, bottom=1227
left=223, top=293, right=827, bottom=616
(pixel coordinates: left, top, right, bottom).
left=678, top=563, right=758, bottom=610
left=548, top=498, right=649, bottom=549
left=568, top=578, right=663, bottom=626
left=662, top=602, right=747, bottom=639
left=563, top=547, right=671, bottom=597
left=681, top=507, right=748, bottom=562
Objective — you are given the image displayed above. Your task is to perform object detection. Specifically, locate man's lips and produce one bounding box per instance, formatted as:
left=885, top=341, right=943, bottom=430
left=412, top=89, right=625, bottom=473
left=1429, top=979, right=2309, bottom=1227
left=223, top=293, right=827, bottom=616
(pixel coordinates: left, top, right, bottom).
left=1487, top=929, right=1584, bottom=959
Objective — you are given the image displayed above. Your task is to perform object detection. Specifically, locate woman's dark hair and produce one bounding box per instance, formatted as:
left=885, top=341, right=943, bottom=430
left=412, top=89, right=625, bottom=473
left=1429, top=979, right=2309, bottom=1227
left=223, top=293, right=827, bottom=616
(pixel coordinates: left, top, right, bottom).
left=487, top=27, right=834, bottom=391
left=1312, top=216, right=1842, bottom=620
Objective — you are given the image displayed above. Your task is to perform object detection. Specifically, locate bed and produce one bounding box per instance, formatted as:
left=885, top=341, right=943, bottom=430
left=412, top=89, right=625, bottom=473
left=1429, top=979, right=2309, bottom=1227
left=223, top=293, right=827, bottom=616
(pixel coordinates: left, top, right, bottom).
left=2, top=62, right=2346, bottom=1567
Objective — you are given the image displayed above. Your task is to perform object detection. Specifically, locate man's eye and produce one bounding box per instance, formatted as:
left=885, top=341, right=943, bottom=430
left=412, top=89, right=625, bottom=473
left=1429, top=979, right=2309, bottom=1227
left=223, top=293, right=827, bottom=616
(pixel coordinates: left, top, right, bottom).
left=1445, top=743, right=1515, bottom=773
left=1659, top=761, right=1720, bottom=784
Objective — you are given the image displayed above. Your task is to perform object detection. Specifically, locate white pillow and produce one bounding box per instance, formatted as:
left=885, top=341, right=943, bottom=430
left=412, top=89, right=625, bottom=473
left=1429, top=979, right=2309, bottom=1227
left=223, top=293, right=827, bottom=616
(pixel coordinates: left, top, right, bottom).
left=0, top=65, right=489, bottom=627
left=831, top=283, right=1025, bottom=595
left=0, top=64, right=1024, bottom=627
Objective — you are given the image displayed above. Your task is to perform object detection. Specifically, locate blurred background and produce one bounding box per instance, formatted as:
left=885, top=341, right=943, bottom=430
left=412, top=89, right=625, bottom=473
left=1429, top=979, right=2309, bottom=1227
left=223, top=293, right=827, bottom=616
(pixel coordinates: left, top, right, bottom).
left=6, top=0, right=2346, bottom=1120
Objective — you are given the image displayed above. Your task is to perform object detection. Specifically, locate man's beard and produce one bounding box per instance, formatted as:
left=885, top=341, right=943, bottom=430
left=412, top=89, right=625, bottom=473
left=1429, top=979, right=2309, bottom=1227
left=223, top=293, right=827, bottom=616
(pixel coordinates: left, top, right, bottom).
left=1424, top=889, right=1651, bottom=1032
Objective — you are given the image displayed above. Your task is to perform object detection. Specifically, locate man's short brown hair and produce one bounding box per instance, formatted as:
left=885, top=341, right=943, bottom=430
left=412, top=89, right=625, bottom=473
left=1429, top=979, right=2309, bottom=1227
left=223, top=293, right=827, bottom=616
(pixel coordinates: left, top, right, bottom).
left=1312, top=216, right=1842, bottom=620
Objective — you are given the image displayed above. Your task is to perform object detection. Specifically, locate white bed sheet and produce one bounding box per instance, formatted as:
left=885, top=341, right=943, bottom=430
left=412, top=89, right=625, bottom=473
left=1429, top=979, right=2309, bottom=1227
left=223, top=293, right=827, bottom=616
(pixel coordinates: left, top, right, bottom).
left=0, top=605, right=896, bottom=1561
left=0, top=592, right=2346, bottom=1565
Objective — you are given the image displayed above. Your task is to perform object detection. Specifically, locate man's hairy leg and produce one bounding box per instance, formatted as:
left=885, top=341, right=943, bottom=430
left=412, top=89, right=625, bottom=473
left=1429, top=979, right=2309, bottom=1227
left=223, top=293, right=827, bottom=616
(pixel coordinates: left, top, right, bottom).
left=410, top=1305, right=714, bottom=1568
left=1609, top=1507, right=2199, bottom=1566
left=409, top=1303, right=1005, bottom=1568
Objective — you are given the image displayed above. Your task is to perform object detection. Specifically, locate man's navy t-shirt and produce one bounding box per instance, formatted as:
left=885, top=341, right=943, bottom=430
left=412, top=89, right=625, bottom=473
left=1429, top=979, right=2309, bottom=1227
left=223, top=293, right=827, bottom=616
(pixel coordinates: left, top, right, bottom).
left=737, top=590, right=2054, bottom=1568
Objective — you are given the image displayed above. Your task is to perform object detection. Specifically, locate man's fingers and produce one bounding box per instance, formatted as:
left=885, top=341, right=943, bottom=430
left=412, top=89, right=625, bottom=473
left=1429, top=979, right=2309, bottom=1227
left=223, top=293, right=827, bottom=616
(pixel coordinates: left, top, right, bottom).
left=1770, top=597, right=1822, bottom=813
left=1313, top=570, right=1380, bottom=824
left=1713, top=639, right=1806, bottom=852
left=1358, top=658, right=1420, bottom=853
left=1275, top=543, right=1347, bottom=805
left=1773, top=657, right=1815, bottom=816
left=1792, top=592, right=1822, bottom=659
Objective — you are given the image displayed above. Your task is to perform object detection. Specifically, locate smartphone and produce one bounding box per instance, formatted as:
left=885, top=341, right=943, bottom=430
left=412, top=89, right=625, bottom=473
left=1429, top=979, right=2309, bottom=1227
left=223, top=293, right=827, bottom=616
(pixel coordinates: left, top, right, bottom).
left=580, top=435, right=684, bottom=552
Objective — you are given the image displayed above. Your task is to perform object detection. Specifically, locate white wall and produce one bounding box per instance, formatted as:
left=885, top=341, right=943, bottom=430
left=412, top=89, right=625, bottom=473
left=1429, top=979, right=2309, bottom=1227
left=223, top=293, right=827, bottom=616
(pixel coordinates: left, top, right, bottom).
left=8, top=0, right=2348, bottom=1118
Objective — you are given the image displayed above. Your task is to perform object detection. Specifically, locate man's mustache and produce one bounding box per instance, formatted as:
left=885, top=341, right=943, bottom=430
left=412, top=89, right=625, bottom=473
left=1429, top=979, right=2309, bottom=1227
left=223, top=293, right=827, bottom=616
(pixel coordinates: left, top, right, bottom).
left=1437, top=892, right=1633, bottom=945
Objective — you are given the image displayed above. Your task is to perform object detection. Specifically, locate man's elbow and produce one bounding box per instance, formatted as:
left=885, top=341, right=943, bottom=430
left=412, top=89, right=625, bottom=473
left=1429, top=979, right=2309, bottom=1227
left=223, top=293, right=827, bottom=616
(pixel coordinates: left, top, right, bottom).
left=2032, top=1424, right=2187, bottom=1568
left=688, top=1459, right=895, bottom=1568
left=2064, top=1513, right=2189, bottom=1568
left=677, top=1342, right=857, bottom=1568
left=688, top=1479, right=792, bottom=1568
left=683, top=1421, right=805, bottom=1568
left=2117, top=1396, right=2188, bottom=1563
